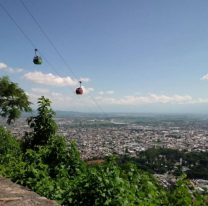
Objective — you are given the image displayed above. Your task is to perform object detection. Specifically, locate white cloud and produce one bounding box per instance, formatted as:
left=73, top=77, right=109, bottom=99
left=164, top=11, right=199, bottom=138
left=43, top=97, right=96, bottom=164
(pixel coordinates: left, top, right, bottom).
left=16, top=69, right=24, bottom=73
left=80, top=77, right=90, bottom=82
left=31, top=88, right=49, bottom=93
left=27, top=92, right=70, bottom=104
left=188, top=98, right=208, bottom=104
left=0, top=62, right=7, bottom=69
left=197, top=98, right=208, bottom=103
left=201, top=74, right=208, bottom=80
left=148, top=94, right=192, bottom=104
left=26, top=90, right=208, bottom=112
left=93, top=94, right=193, bottom=105
left=107, top=91, right=114, bottom=94
left=23, top=71, right=78, bottom=86
left=98, top=92, right=104, bottom=95
left=82, top=86, right=94, bottom=94
left=0, top=62, right=24, bottom=73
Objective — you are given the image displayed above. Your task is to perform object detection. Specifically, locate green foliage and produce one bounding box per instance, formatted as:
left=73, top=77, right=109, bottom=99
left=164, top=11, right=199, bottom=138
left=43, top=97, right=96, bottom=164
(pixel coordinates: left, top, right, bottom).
left=23, top=96, right=57, bottom=150
left=61, top=158, right=168, bottom=206
left=117, top=148, right=208, bottom=180
left=0, top=76, right=32, bottom=124
left=0, top=126, right=22, bottom=164
left=0, top=97, right=208, bottom=205
left=1, top=132, right=208, bottom=205
left=168, top=175, right=208, bottom=206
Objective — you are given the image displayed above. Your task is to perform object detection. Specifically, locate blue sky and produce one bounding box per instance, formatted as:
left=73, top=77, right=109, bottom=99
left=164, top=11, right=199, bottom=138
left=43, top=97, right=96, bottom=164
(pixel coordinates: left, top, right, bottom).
left=1, top=0, right=208, bottom=113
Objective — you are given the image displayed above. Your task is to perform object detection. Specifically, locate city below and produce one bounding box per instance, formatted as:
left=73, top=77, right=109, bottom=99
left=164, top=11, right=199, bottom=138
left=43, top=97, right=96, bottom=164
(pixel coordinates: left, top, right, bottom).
left=2, top=112, right=208, bottom=192
left=2, top=112, right=208, bottom=160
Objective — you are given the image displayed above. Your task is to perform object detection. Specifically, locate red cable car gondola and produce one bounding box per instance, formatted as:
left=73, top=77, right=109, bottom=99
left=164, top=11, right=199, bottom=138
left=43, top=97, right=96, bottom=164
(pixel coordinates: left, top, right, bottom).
left=76, top=81, right=83, bottom=95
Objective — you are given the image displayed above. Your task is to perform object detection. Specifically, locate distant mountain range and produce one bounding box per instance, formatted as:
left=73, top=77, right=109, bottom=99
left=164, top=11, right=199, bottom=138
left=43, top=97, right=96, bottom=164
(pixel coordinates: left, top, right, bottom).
left=19, top=110, right=208, bottom=119
left=20, top=110, right=99, bottom=118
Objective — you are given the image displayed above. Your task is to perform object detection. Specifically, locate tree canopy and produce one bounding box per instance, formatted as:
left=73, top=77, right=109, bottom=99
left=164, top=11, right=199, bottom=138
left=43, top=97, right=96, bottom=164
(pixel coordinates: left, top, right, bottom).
left=0, top=76, right=32, bottom=124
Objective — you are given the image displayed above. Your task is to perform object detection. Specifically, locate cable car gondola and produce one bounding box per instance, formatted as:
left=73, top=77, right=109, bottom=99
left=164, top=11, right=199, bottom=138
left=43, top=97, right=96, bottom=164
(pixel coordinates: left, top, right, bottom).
left=33, top=49, right=42, bottom=65
left=76, top=81, right=83, bottom=95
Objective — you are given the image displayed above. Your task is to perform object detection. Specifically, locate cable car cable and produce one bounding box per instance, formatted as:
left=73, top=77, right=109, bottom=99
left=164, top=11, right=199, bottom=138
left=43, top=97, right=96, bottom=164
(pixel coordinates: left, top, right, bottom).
left=20, top=0, right=79, bottom=80
left=1, top=2, right=108, bottom=157
left=19, top=0, right=109, bottom=118
left=0, top=2, right=36, bottom=49
left=0, top=2, right=97, bottom=119
left=36, top=51, right=98, bottom=118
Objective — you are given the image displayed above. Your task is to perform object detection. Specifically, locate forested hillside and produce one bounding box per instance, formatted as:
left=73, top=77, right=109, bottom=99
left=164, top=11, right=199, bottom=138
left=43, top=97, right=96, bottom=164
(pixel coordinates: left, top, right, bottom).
left=117, top=148, right=208, bottom=179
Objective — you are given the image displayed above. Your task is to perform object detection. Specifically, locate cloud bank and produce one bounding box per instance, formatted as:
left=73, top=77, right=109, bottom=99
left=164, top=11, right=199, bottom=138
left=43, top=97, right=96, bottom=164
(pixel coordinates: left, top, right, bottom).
left=80, top=77, right=90, bottom=82
left=106, top=91, right=115, bottom=94
left=23, top=71, right=78, bottom=86
left=82, top=86, right=94, bottom=94
left=27, top=92, right=208, bottom=111
left=201, top=74, right=208, bottom=80
left=23, top=71, right=92, bottom=87
left=0, top=62, right=24, bottom=73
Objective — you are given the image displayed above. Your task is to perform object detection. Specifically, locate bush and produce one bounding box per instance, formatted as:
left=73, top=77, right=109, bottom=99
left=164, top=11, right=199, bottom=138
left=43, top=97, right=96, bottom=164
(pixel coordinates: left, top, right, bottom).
left=0, top=126, right=22, bottom=164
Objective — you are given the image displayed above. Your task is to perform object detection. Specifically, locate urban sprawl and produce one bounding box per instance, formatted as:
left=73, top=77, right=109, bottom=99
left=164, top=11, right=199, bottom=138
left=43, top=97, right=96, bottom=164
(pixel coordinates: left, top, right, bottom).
left=2, top=114, right=208, bottom=191
left=2, top=114, right=208, bottom=159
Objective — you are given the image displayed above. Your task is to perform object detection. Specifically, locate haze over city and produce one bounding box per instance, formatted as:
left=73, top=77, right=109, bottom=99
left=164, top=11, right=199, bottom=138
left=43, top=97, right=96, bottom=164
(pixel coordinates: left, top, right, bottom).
left=1, top=0, right=208, bottom=113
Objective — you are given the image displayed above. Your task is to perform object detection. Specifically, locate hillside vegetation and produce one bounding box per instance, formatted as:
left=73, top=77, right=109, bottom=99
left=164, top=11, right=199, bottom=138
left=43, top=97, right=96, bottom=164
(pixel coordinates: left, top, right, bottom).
left=117, top=148, right=208, bottom=179
left=0, top=96, right=208, bottom=205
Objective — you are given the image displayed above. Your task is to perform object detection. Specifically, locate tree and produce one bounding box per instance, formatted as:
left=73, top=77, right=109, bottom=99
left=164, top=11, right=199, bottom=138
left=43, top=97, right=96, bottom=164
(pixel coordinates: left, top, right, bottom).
left=23, top=96, right=57, bottom=149
left=0, top=76, right=32, bottom=124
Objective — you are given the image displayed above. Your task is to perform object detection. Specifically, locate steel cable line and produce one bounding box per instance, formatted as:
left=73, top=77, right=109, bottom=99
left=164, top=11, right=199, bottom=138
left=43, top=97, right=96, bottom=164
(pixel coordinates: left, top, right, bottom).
left=0, top=2, right=98, bottom=119
left=1, top=2, right=107, bottom=154
left=37, top=51, right=98, bottom=118
left=20, top=0, right=108, bottom=118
